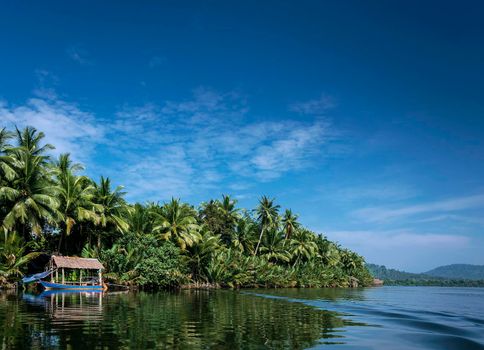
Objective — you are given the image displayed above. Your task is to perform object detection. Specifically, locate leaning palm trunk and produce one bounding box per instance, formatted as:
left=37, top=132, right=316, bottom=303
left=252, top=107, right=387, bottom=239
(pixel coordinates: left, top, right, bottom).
left=254, top=227, right=264, bottom=255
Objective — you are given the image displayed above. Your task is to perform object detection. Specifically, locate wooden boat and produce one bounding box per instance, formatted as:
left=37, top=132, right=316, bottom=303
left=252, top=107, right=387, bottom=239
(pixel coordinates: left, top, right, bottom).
left=39, top=280, right=104, bottom=291
left=36, top=256, right=107, bottom=291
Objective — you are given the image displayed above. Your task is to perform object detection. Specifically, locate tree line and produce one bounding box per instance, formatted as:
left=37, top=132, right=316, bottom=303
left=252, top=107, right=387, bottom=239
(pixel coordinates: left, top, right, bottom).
left=367, top=264, right=484, bottom=287
left=0, top=126, right=373, bottom=289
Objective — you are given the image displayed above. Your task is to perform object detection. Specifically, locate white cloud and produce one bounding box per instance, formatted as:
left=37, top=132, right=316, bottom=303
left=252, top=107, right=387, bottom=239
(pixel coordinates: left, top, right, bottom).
left=120, top=146, right=194, bottom=201
left=148, top=56, right=166, bottom=68
left=0, top=95, right=104, bottom=162
left=289, top=93, right=335, bottom=115
left=352, top=194, right=484, bottom=223
left=327, top=229, right=470, bottom=249
left=1, top=87, right=338, bottom=201
left=323, top=228, right=474, bottom=272
left=66, top=45, right=92, bottom=65
left=107, top=87, right=336, bottom=200
left=330, top=184, right=418, bottom=202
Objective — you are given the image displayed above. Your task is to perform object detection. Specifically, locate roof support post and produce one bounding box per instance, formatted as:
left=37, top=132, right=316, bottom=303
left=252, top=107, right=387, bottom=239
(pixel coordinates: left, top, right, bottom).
left=62, top=268, right=65, bottom=284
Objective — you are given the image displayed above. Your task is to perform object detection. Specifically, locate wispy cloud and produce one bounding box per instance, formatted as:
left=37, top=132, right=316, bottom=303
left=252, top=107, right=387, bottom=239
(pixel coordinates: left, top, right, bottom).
left=0, top=93, right=104, bottom=162
left=323, top=228, right=474, bottom=271
left=148, top=56, right=166, bottom=68
left=289, top=93, right=335, bottom=115
left=107, top=87, right=336, bottom=200
left=66, top=45, right=92, bottom=65
left=1, top=86, right=339, bottom=201
left=324, top=183, right=418, bottom=203
left=352, top=194, right=484, bottom=223
left=327, top=229, right=470, bottom=249
left=414, top=214, right=484, bottom=226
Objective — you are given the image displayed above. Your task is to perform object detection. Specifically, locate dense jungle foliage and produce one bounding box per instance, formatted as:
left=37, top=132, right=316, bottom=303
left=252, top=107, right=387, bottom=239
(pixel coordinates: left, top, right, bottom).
left=0, top=126, right=373, bottom=289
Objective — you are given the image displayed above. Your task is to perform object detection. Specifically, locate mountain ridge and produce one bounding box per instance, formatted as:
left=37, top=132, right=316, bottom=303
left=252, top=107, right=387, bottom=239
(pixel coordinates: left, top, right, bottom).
left=424, top=264, right=484, bottom=280
left=367, top=263, right=484, bottom=282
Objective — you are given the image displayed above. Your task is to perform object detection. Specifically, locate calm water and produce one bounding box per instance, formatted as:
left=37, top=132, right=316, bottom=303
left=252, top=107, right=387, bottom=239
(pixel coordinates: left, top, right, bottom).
left=1, top=287, right=483, bottom=349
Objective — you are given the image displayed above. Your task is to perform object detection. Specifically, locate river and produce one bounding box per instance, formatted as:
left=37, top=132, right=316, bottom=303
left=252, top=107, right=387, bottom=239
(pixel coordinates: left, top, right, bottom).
left=1, top=287, right=483, bottom=349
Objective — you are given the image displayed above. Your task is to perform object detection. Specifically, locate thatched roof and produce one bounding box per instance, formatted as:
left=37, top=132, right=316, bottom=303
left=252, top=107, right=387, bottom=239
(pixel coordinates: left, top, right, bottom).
left=51, top=256, right=104, bottom=270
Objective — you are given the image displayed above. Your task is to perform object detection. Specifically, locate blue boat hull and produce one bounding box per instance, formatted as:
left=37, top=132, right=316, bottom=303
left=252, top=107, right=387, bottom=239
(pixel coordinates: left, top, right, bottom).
left=39, top=281, right=103, bottom=291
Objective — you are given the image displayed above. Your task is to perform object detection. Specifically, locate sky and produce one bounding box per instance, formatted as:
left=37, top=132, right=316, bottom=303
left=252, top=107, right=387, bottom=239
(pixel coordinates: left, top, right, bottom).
left=1, top=1, right=484, bottom=272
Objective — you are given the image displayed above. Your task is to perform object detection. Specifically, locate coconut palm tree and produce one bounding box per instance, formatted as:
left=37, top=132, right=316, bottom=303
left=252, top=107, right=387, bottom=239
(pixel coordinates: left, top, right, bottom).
left=92, top=176, right=130, bottom=247
left=186, top=227, right=221, bottom=281
left=316, top=235, right=341, bottom=267
left=0, top=128, right=13, bottom=152
left=0, top=232, right=41, bottom=282
left=127, top=203, right=156, bottom=236
left=340, top=249, right=365, bottom=275
left=55, top=153, right=100, bottom=252
left=0, top=128, right=60, bottom=238
left=153, top=198, right=201, bottom=250
left=14, top=126, right=54, bottom=157
left=254, top=196, right=280, bottom=255
left=289, top=229, right=319, bottom=266
left=259, top=229, right=290, bottom=263
left=0, top=128, right=14, bottom=180
left=0, top=128, right=14, bottom=239
left=232, top=217, right=257, bottom=254
left=199, top=195, right=239, bottom=245
left=282, top=209, right=299, bottom=243
left=218, top=194, right=239, bottom=245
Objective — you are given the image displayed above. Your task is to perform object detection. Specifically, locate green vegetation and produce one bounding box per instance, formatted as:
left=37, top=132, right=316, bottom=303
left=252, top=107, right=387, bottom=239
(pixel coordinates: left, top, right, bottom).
left=367, top=264, right=484, bottom=287
left=0, top=126, right=373, bottom=289
left=425, top=264, right=484, bottom=280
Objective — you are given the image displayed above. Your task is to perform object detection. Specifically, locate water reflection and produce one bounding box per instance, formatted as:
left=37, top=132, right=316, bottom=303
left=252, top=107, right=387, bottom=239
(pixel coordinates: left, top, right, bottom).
left=0, top=290, right=353, bottom=349
left=24, top=290, right=104, bottom=323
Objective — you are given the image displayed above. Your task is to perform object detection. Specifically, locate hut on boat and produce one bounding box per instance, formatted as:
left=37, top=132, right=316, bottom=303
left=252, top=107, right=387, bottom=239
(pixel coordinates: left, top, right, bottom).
left=40, top=256, right=106, bottom=291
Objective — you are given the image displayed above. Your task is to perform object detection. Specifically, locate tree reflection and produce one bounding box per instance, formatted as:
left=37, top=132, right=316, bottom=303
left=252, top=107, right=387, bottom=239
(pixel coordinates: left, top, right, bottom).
left=0, top=290, right=364, bottom=349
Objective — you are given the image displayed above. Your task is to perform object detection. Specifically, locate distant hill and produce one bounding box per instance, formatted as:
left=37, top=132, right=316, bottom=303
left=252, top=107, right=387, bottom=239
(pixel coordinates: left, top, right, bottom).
left=367, top=263, right=484, bottom=287
left=366, top=264, right=432, bottom=281
left=425, top=264, right=484, bottom=280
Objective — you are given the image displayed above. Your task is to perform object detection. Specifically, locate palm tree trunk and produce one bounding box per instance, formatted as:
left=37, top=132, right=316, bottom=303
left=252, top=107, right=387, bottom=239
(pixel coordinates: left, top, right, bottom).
left=57, top=232, right=64, bottom=254
left=254, top=227, right=264, bottom=256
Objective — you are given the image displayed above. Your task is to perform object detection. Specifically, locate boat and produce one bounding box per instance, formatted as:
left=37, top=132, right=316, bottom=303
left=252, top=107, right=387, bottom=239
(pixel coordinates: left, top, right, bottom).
left=23, top=255, right=107, bottom=291
left=39, top=280, right=104, bottom=291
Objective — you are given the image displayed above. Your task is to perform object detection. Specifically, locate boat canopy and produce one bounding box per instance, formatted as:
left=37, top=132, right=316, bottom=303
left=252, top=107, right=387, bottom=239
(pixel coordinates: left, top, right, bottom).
left=51, top=256, right=104, bottom=270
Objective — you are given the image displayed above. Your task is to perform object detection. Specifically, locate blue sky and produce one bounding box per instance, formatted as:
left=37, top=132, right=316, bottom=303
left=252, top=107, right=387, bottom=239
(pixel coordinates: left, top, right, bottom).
left=1, top=1, right=483, bottom=272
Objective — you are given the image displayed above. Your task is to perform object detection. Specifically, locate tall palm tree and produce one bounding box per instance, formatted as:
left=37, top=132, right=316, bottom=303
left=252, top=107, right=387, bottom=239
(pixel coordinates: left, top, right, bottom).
left=316, top=235, right=341, bottom=267
left=55, top=153, right=100, bottom=252
left=0, top=128, right=14, bottom=239
left=259, top=229, right=290, bottom=263
left=153, top=198, right=201, bottom=250
left=232, top=217, right=256, bottom=254
left=0, top=128, right=13, bottom=152
left=289, top=229, right=318, bottom=266
left=93, top=176, right=130, bottom=247
left=340, top=249, right=365, bottom=274
left=186, top=227, right=221, bottom=281
left=282, top=209, right=299, bottom=243
left=0, top=128, right=14, bottom=174
left=128, top=203, right=156, bottom=236
left=254, top=196, right=280, bottom=255
left=0, top=127, right=60, bottom=238
left=199, top=194, right=239, bottom=245
left=218, top=194, right=239, bottom=245
left=14, top=126, right=54, bottom=157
